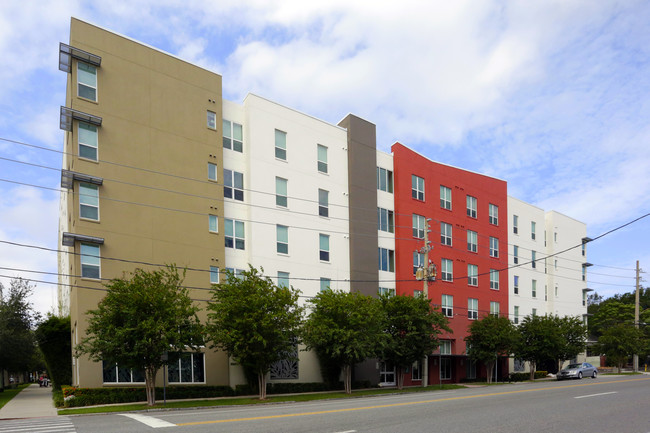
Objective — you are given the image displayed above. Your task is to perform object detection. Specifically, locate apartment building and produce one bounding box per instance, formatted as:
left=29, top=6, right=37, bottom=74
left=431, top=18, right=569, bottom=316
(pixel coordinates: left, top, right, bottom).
left=508, top=197, right=590, bottom=373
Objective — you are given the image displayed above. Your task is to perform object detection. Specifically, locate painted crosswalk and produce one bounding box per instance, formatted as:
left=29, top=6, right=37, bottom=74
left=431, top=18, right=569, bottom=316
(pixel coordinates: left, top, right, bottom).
left=0, top=416, right=75, bottom=433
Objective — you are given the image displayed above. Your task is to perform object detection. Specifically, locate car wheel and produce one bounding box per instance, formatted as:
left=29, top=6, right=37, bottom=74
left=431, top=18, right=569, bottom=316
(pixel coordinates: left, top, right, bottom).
left=578, top=372, right=582, bottom=379
left=592, top=371, right=597, bottom=379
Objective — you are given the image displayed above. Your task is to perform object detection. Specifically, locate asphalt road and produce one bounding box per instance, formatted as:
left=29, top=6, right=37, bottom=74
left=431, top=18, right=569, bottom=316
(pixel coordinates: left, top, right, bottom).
left=68, top=375, right=650, bottom=433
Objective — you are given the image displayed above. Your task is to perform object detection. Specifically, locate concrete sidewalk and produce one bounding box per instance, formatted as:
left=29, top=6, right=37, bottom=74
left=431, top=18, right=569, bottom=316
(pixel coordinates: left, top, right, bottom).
left=0, top=384, right=57, bottom=419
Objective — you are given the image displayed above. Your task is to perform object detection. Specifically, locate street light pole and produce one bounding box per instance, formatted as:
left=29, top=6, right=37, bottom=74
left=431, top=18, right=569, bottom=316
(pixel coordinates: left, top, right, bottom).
left=416, top=218, right=435, bottom=387
left=634, top=260, right=640, bottom=372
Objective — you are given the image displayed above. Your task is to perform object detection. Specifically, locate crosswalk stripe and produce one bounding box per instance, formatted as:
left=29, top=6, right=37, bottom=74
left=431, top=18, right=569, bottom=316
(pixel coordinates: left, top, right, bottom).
left=120, top=413, right=176, bottom=428
left=0, top=416, right=75, bottom=433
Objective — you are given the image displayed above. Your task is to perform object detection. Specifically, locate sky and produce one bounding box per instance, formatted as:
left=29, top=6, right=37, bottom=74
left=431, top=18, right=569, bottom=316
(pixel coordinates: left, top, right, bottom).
left=0, top=0, right=648, bottom=315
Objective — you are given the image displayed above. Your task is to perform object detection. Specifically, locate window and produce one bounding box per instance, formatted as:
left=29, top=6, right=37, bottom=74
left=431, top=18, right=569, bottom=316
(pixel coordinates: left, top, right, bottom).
left=277, top=225, right=289, bottom=254
left=379, top=248, right=395, bottom=272
left=224, top=169, right=244, bottom=201
left=319, top=234, right=330, bottom=262
left=513, top=245, right=519, bottom=264
left=513, top=215, right=519, bottom=234
left=582, top=243, right=586, bottom=256
left=532, top=308, right=537, bottom=317
left=318, top=189, right=329, bottom=217
left=207, top=111, right=217, bottom=130
left=320, top=277, right=331, bottom=292
left=582, top=290, right=587, bottom=306
left=80, top=243, right=100, bottom=279
left=413, top=214, right=426, bottom=238
left=531, top=221, right=536, bottom=240
left=466, top=360, right=477, bottom=379
left=514, top=306, right=519, bottom=324
left=317, top=144, right=328, bottom=173
left=411, top=360, right=422, bottom=381
left=442, top=294, right=453, bottom=317
left=413, top=252, right=425, bottom=276
left=466, top=195, right=477, bottom=218
left=378, top=208, right=394, bottom=233
left=440, top=185, right=452, bottom=210
left=412, top=175, right=425, bottom=200
left=78, top=122, right=98, bottom=160
left=531, top=250, right=536, bottom=268
left=532, top=279, right=537, bottom=298
left=441, top=222, right=452, bottom=246
left=210, top=266, right=219, bottom=284
left=440, top=340, right=452, bottom=355
left=103, top=361, right=144, bottom=383
left=467, top=264, right=478, bottom=286
left=168, top=352, right=205, bottom=383
left=208, top=163, right=217, bottom=181
left=554, top=232, right=558, bottom=243
left=514, top=275, right=519, bottom=294
left=490, top=269, right=499, bottom=290
left=278, top=272, right=290, bottom=288
left=545, top=285, right=548, bottom=301
left=468, top=298, right=478, bottom=320
left=489, top=237, right=499, bottom=258
left=275, top=129, right=287, bottom=160
left=414, top=289, right=423, bottom=298
left=554, top=259, right=558, bottom=270
left=555, top=284, right=559, bottom=298
left=209, top=214, right=218, bottom=233
left=441, top=259, right=453, bottom=282
left=489, top=204, right=498, bottom=225
left=582, top=266, right=587, bottom=281
left=225, top=219, right=245, bottom=250
left=467, top=230, right=478, bottom=253
left=376, top=167, right=393, bottom=193
left=275, top=177, right=288, bottom=207
left=490, top=301, right=500, bottom=317
left=79, top=183, right=99, bottom=220
left=77, top=62, right=97, bottom=101
left=226, top=268, right=245, bottom=279
left=440, top=358, right=451, bottom=380
left=378, top=287, right=396, bottom=297
left=223, top=119, right=242, bottom=152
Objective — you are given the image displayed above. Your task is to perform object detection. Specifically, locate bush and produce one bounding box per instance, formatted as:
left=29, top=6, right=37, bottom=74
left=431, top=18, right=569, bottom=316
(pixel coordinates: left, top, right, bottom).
left=35, top=315, right=72, bottom=391
left=508, top=371, right=548, bottom=382
left=61, top=385, right=234, bottom=407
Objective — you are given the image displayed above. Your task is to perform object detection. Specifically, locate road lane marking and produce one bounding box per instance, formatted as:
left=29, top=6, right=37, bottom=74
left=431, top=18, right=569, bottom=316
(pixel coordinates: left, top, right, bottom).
left=574, top=391, right=618, bottom=399
left=178, top=377, right=650, bottom=427
left=120, top=413, right=176, bottom=428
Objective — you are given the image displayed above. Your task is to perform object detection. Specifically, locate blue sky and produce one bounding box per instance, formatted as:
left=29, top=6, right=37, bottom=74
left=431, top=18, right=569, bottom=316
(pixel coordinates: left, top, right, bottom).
left=0, top=1, right=648, bottom=314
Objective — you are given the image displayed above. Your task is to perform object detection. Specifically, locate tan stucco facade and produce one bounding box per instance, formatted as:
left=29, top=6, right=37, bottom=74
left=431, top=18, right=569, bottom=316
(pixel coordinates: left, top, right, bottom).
left=59, top=18, right=227, bottom=388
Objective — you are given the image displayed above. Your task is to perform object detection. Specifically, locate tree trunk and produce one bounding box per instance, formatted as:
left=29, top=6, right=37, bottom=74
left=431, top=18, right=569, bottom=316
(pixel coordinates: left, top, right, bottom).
left=396, top=366, right=404, bottom=390
left=258, top=370, right=267, bottom=400
left=343, top=364, right=352, bottom=394
left=145, top=366, right=156, bottom=406
left=485, top=360, right=494, bottom=384
left=529, top=361, right=536, bottom=381
left=617, top=363, right=622, bottom=374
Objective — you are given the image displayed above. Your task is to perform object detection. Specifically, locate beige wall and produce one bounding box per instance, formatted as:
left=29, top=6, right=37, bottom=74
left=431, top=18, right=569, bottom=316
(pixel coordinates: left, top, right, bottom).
left=61, top=18, right=226, bottom=388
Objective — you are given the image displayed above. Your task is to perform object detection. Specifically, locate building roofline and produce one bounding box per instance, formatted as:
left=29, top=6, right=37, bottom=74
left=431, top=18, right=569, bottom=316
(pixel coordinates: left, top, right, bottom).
left=70, top=17, right=221, bottom=77
left=392, top=142, right=507, bottom=183
left=544, top=209, right=586, bottom=226
left=507, top=195, right=545, bottom=211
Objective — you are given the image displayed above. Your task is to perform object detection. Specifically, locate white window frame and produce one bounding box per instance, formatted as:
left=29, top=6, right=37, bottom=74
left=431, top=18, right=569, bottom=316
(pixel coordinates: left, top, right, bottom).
left=102, top=361, right=144, bottom=384
left=224, top=169, right=244, bottom=201
left=223, top=119, right=243, bottom=152
left=276, top=177, right=288, bottom=208
left=79, top=182, right=99, bottom=221
left=467, top=230, right=478, bottom=253
left=411, top=360, right=422, bottom=381
left=490, top=301, right=500, bottom=317
left=514, top=245, right=519, bottom=264
left=378, top=287, right=396, bottom=297
left=489, top=203, right=498, bottom=225
left=210, top=266, right=220, bottom=284
left=531, top=221, right=536, bottom=240
left=531, top=250, right=537, bottom=268
left=467, top=264, right=478, bottom=286
left=377, top=167, right=393, bottom=193
left=275, top=129, right=287, bottom=160
left=77, top=62, right=97, bottom=101
left=379, top=247, right=395, bottom=272
left=412, top=175, right=425, bottom=201
left=320, top=277, right=331, bottom=292
left=168, top=352, right=205, bottom=384
left=468, top=298, right=478, bottom=320
left=413, top=214, right=426, bottom=239
left=513, top=214, right=519, bottom=234
left=278, top=271, right=290, bottom=288
left=466, top=195, right=477, bottom=218
left=208, top=163, right=217, bottom=181
left=490, top=269, right=499, bottom=290
left=317, top=144, right=328, bottom=173
left=378, top=207, right=394, bottom=233
left=514, top=306, right=519, bottom=324
left=78, top=122, right=98, bottom=161
left=319, top=234, right=330, bottom=262
left=209, top=214, right=218, bottom=233
left=532, top=279, right=537, bottom=298
left=80, top=243, right=100, bottom=279
left=440, top=340, right=452, bottom=355
left=442, top=294, right=453, bottom=317
left=318, top=189, right=329, bottom=217
left=440, top=185, right=452, bottom=210
left=489, top=237, right=499, bottom=258
left=413, top=251, right=425, bottom=276
left=207, top=111, right=217, bottom=130
left=441, top=222, right=452, bottom=246
left=440, top=357, right=452, bottom=380
left=225, top=219, right=245, bottom=250
left=514, top=275, right=519, bottom=294
left=276, top=225, right=289, bottom=254
left=441, top=258, right=453, bottom=282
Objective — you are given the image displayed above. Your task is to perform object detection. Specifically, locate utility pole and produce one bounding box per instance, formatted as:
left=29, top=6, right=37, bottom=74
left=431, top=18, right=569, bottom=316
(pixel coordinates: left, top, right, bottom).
left=634, top=260, right=640, bottom=372
left=415, top=218, right=436, bottom=387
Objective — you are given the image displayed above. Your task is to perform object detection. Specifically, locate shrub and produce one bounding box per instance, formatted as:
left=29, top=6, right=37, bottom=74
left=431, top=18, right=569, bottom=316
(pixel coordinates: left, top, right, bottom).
left=61, top=385, right=234, bottom=407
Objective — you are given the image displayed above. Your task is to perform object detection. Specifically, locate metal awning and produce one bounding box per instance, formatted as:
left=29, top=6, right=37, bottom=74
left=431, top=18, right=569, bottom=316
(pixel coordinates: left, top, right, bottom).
left=582, top=237, right=593, bottom=243
left=59, top=42, right=101, bottom=73
left=61, top=170, right=104, bottom=189
left=582, top=262, right=593, bottom=268
left=60, top=106, right=102, bottom=131
left=62, top=232, right=105, bottom=247
left=582, top=288, right=594, bottom=292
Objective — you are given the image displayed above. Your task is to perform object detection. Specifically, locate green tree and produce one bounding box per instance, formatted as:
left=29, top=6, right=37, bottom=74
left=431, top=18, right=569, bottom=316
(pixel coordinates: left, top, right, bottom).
left=380, top=294, right=449, bottom=389
left=465, top=314, right=519, bottom=383
left=589, top=301, right=635, bottom=339
left=515, top=314, right=563, bottom=380
left=595, top=324, right=645, bottom=373
left=75, top=266, right=203, bottom=406
left=302, top=290, right=383, bottom=394
left=206, top=266, right=303, bottom=400
left=555, top=316, right=588, bottom=372
left=0, top=278, right=40, bottom=388
left=35, top=315, right=72, bottom=391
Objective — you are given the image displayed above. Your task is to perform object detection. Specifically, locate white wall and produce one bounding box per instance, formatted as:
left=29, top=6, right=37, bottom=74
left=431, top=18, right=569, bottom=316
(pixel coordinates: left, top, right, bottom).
left=376, top=150, right=396, bottom=293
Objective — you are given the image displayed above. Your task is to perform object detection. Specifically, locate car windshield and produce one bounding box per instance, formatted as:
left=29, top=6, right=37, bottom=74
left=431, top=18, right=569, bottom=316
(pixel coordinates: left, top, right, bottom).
left=567, top=364, right=581, bottom=369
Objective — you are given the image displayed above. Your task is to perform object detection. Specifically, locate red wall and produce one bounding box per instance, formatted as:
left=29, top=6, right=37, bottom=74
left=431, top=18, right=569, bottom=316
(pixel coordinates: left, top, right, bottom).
left=391, top=143, right=509, bottom=363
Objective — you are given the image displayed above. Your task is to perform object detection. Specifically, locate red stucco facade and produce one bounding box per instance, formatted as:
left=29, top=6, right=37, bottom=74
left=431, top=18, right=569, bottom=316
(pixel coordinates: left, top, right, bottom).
left=391, top=143, right=509, bottom=384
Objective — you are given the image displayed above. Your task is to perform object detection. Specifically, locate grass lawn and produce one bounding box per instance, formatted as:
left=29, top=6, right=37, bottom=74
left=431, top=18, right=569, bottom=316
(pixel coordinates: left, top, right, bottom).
left=0, top=384, right=30, bottom=410
left=58, top=384, right=465, bottom=415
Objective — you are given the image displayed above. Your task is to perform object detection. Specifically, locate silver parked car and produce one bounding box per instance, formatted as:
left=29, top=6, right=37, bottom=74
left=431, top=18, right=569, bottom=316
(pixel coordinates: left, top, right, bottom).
left=557, top=362, right=598, bottom=380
